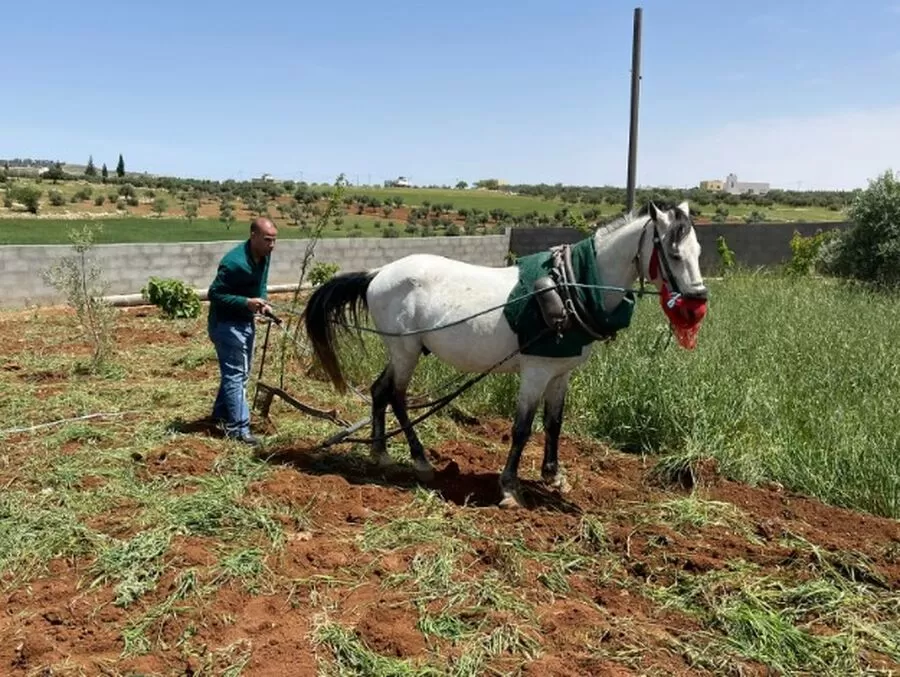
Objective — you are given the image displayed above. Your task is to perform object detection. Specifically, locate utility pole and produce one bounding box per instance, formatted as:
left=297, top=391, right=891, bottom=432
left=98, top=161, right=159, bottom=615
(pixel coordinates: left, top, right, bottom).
left=626, top=7, right=643, bottom=213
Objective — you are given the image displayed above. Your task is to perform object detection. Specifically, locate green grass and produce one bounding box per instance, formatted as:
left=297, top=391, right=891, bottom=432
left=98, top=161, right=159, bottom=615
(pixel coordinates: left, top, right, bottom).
left=646, top=560, right=900, bottom=674
left=714, top=202, right=845, bottom=223
left=561, top=272, right=900, bottom=519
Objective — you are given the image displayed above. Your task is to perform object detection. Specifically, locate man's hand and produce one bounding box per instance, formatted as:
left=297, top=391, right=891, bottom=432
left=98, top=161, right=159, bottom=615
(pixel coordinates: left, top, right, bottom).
left=247, top=297, right=271, bottom=315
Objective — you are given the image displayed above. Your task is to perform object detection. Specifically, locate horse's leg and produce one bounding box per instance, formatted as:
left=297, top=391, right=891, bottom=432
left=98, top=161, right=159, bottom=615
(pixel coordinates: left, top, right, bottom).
left=369, top=365, right=393, bottom=467
left=499, top=364, right=555, bottom=509
left=540, top=372, right=572, bottom=493
left=388, top=356, right=434, bottom=481
left=377, top=340, right=432, bottom=480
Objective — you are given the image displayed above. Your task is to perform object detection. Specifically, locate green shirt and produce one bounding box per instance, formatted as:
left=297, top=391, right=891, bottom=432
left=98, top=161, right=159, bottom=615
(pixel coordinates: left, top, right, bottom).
left=207, top=240, right=270, bottom=328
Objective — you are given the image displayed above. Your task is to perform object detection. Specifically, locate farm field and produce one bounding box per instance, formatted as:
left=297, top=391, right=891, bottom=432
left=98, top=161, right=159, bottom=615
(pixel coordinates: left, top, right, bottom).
left=2, top=272, right=899, bottom=676
left=1, top=178, right=847, bottom=245
left=0, top=217, right=398, bottom=246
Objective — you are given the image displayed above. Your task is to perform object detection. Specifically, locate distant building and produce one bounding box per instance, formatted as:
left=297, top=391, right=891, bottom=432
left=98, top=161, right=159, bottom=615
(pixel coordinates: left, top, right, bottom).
left=723, top=173, right=769, bottom=195
left=384, top=176, right=411, bottom=188
left=698, top=173, right=769, bottom=195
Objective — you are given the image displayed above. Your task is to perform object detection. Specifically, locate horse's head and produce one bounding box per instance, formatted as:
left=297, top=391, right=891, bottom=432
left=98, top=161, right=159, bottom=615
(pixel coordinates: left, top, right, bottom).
left=639, top=201, right=709, bottom=349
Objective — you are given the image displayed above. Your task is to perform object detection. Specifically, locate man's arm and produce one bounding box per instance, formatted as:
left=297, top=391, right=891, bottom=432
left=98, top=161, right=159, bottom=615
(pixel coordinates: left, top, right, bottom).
left=260, top=257, right=270, bottom=300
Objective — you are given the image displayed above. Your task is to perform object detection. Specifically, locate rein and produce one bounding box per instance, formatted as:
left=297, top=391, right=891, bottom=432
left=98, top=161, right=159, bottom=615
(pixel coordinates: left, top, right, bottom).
left=266, top=280, right=662, bottom=340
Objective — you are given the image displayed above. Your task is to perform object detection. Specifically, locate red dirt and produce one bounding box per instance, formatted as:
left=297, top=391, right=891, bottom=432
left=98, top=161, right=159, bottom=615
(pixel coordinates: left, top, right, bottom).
left=2, top=306, right=899, bottom=676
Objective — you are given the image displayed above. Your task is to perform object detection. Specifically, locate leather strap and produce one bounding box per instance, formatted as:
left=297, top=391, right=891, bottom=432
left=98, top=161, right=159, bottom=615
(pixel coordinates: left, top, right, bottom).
left=549, top=243, right=616, bottom=342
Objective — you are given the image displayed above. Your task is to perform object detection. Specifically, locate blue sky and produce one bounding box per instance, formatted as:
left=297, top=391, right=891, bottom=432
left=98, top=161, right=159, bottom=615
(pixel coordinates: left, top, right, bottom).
left=4, top=0, right=900, bottom=190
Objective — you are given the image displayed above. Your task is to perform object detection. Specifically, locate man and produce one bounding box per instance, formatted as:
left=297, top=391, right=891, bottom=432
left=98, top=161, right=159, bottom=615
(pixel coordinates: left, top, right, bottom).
left=207, top=217, right=277, bottom=445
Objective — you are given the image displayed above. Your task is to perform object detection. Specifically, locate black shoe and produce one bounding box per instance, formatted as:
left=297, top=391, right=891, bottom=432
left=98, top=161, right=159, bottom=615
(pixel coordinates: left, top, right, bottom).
left=226, top=431, right=260, bottom=447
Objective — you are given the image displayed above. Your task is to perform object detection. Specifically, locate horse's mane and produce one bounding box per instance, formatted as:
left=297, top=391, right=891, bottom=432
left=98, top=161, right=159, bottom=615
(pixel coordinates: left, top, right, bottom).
left=592, top=209, right=644, bottom=240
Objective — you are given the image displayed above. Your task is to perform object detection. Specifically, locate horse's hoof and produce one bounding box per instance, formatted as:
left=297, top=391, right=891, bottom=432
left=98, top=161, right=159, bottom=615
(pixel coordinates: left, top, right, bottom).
left=543, top=472, right=571, bottom=494
left=371, top=451, right=393, bottom=468
left=499, top=492, right=524, bottom=509
left=413, top=459, right=435, bottom=482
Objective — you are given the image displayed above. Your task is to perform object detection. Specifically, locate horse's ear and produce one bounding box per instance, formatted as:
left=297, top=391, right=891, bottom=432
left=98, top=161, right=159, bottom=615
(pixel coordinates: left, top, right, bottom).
left=676, top=200, right=690, bottom=219
left=648, top=201, right=663, bottom=221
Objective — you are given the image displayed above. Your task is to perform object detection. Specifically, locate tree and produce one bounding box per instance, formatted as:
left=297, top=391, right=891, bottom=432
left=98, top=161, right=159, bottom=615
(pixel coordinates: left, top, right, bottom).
left=116, top=154, right=125, bottom=178
left=818, top=169, right=900, bottom=287
left=45, top=162, right=65, bottom=183
left=219, top=200, right=236, bottom=229
left=455, top=180, right=468, bottom=190
left=151, top=196, right=168, bottom=217
left=85, top=155, right=97, bottom=177
left=101, top=163, right=108, bottom=182
left=184, top=200, right=199, bottom=223
left=41, top=224, right=116, bottom=372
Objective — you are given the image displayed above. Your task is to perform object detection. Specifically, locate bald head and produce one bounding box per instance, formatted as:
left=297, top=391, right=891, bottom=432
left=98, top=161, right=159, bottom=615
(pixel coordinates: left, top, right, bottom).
left=251, top=217, right=276, bottom=234
left=249, top=217, right=277, bottom=260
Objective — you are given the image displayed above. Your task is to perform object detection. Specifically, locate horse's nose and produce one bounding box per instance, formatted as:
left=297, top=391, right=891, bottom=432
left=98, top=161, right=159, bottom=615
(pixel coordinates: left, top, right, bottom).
left=687, top=285, right=708, bottom=301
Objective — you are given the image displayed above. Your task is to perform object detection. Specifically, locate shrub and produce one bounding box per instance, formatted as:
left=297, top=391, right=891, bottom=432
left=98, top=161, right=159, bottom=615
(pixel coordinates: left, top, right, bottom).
left=787, top=229, right=841, bottom=276
left=819, top=170, right=900, bottom=287
left=716, top=235, right=736, bottom=270
left=94, top=195, right=105, bottom=206
left=141, top=277, right=201, bottom=319
left=744, top=209, right=767, bottom=223
left=308, top=261, right=339, bottom=287
left=8, top=184, right=41, bottom=213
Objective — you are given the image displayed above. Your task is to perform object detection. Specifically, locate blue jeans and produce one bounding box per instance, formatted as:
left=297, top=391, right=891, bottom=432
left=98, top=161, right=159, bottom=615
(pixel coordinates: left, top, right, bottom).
left=209, top=320, right=255, bottom=437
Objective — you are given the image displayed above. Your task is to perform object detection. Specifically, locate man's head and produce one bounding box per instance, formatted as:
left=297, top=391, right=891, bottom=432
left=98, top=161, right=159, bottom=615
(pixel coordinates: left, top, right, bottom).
left=249, top=217, right=277, bottom=260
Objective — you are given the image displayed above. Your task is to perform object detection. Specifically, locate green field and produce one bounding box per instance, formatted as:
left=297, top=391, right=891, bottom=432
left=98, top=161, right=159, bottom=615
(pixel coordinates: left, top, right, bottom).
left=0, top=216, right=424, bottom=245
left=1, top=176, right=849, bottom=244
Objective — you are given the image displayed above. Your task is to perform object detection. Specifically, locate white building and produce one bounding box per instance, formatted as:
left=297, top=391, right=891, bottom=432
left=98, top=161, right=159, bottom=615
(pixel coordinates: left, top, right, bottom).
left=723, top=173, right=769, bottom=195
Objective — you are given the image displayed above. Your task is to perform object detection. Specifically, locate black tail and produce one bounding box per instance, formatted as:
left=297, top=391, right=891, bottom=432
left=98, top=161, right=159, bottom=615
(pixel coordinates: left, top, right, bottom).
left=302, top=270, right=376, bottom=393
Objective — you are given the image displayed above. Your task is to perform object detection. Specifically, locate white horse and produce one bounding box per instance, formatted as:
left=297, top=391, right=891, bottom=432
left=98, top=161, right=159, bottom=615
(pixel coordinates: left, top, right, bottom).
left=302, top=201, right=708, bottom=508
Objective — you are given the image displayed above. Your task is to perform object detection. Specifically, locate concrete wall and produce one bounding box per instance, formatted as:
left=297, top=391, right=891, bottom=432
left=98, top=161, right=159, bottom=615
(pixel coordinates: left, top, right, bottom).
left=508, top=222, right=853, bottom=275
left=0, top=221, right=855, bottom=308
left=0, top=233, right=512, bottom=308
left=693, top=221, right=851, bottom=274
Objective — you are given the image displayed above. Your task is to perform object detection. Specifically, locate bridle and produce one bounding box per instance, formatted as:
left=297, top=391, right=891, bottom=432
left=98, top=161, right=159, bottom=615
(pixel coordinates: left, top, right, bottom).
left=634, top=214, right=708, bottom=306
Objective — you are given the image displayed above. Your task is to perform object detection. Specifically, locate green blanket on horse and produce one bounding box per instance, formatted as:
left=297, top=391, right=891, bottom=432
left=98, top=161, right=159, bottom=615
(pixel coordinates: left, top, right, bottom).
left=502, top=236, right=636, bottom=358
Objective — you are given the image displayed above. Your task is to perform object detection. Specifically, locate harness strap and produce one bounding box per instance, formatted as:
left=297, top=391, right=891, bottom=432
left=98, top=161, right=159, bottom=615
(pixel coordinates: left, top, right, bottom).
left=633, top=216, right=688, bottom=301
left=549, top=243, right=617, bottom=342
